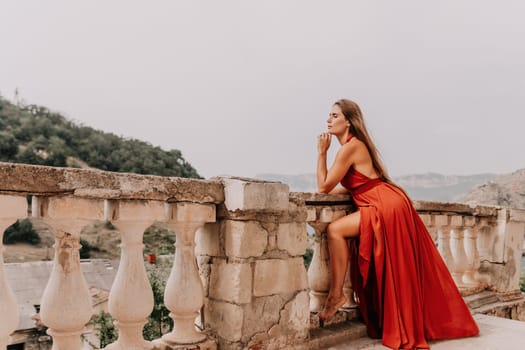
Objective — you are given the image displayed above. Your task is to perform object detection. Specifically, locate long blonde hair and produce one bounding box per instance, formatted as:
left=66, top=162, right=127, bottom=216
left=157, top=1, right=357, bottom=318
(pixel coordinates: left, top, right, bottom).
left=334, top=99, right=394, bottom=185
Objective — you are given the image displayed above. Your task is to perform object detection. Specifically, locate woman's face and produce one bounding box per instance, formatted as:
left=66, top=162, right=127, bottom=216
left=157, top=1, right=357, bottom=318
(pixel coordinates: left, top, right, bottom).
left=327, top=105, right=349, bottom=135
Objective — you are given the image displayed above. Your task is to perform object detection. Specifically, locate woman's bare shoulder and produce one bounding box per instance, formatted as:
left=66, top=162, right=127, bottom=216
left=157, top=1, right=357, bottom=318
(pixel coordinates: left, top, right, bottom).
left=342, top=136, right=367, bottom=153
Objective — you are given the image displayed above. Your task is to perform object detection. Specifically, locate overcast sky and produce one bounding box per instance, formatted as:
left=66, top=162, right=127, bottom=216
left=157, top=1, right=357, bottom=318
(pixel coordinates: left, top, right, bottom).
left=1, top=1, right=524, bottom=179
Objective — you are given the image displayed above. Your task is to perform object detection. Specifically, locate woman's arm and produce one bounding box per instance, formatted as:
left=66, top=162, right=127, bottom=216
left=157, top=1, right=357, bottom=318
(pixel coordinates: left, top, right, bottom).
left=329, top=186, right=349, bottom=194
left=317, top=135, right=354, bottom=193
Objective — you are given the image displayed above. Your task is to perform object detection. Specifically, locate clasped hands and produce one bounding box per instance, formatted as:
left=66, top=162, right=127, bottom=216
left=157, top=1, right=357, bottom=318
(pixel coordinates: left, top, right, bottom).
left=317, top=132, right=331, bottom=155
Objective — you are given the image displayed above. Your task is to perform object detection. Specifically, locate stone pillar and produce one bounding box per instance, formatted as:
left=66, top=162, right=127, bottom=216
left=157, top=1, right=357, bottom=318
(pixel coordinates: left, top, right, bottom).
left=489, top=208, right=525, bottom=296
left=449, top=216, right=468, bottom=288
left=37, top=196, right=100, bottom=350
left=204, top=178, right=310, bottom=350
left=155, top=202, right=216, bottom=348
left=476, top=218, right=494, bottom=262
left=463, top=216, right=480, bottom=287
left=307, top=220, right=329, bottom=312
left=307, top=207, right=345, bottom=312
left=0, top=195, right=26, bottom=349
left=342, top=240, right=356, bottom=308
left=435, top=215, right=453, bottom=272
left=104, top=200, right=165, bottom=350
left=475, top=219, right=493, bottom=285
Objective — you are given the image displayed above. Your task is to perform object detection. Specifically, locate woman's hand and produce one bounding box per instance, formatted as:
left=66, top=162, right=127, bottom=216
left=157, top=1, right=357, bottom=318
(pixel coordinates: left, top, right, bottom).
left=317, top=132, right=331, bottom=155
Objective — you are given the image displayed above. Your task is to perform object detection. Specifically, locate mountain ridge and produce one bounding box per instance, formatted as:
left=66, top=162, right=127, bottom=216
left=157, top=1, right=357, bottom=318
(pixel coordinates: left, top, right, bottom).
left=460, top=168, right=525, bottom=209
left=256, top=171, right=500, bottom=202
left=0, top=97, right=200, bottom=178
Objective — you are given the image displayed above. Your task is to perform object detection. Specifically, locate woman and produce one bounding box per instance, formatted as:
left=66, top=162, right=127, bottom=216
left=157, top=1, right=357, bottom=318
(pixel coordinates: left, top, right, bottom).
left=316, top=99, right=479, bottom=350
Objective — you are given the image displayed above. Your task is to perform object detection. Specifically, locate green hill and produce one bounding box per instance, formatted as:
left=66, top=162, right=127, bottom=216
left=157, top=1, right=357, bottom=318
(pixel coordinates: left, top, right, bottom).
left=0, top=97, right=200, bottom=178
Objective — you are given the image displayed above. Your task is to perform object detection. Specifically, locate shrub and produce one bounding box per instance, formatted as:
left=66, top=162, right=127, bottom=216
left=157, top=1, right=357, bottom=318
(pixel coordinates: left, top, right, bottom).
left=90, top=270, right=172, bottom=345
left=91, top=311, right=117, bottom=348
left=143, top=272, right=173, bottom=339
left=303, top=248, right=314, bottom=268
left=0, top=132, right=18, bottom=160
left=80, top=239, right=99, bottom=259
left=3, top=219, right=40, bottom=245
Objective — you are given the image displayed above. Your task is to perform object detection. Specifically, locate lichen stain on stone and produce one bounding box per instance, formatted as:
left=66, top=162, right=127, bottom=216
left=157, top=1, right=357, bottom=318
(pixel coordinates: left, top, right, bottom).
left=57, top=231, right=80, bottom=274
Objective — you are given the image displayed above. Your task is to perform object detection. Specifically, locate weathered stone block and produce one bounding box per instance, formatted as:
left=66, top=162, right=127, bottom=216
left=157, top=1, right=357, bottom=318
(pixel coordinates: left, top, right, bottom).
left=196, top=223, right=220, bottom=256
left=253, top=258, right=308, bottom=296
left=277, top=222, right=307, bottom=256
left=319, top=208, right=346, bottom=223
left=224, top=220, right=267, bottom=258
left=197, top=255, right=212, bottom=297
left=152, top=338, right=217, bottom=350
left=47, top=196, right=104, bottom=220
left=279, top=291, right=310, bottom=336
left=241, top=295, right=286, bottom=341
left=209, top=260, right=252, bottom=304
left=450, top=215, right=463, bottom=227
left=222, top=178, right=289, bottom=211
left=204, top=300, right=244, bottom=342
left=0, top=195, right=27, bottom=223
left=463, top=216, right=476, bottom=227
left=306, top=208, right=316, bottom=222
left=434, top=214, right=449, bottom=227
left=114, top=199, right=165, bottom=221
left=168, top=202, right=216, bottom=223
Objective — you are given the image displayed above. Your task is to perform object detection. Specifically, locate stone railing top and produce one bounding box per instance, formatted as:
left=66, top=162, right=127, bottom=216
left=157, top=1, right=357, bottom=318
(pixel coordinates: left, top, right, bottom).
left=293, top=192, right=353, bottom=205
left=414, top=200, right=503, bottom=217
left=0, top=162, right=224, bottom=203
left=291, top=194, right=525, bottom=222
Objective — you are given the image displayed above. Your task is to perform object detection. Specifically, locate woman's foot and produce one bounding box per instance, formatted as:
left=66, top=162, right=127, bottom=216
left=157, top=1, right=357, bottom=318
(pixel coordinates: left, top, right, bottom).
left=318, top=295, right=347, bottom=322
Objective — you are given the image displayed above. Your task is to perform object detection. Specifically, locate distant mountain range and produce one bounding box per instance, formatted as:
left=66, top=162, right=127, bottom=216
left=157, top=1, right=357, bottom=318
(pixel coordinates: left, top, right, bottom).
left=394, top=172, right=498, bottom=202
left=257, top=170, right=525, bottom=209
left=460, top=169, right=525, bottom=209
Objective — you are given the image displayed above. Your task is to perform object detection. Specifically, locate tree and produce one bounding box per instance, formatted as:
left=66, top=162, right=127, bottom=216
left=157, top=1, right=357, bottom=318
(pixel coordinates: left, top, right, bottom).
left=0, top=97, right=202, bottom=178
left=3, top=219, right=40, bottom=245
left=0, top=132, right=18, bottom=160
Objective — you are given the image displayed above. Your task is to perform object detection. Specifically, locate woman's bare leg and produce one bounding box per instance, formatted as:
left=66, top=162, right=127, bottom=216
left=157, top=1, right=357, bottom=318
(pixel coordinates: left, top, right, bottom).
left=319, top=210, right=361, bottom=321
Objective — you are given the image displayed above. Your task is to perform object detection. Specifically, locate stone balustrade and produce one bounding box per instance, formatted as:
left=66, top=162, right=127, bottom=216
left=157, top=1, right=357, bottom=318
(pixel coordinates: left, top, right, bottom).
left=199, top=177, right=310, bottom=350
left=0, top=162, right=223, bottom=350
left=1, top=162, right=525, bottom=350
left=300, top=193, right=357, bottom=319
left=414, top=201, right=525, bottom=299
left=0, top=194, right=25, bottom=350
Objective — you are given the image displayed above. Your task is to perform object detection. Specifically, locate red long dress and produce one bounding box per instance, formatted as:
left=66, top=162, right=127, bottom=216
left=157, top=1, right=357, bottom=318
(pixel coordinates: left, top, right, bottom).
left=341, top=135, right=479, bottom=350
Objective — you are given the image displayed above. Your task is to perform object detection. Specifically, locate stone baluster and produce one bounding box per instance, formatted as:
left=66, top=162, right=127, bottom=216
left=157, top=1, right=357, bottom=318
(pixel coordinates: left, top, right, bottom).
left=307, top=220, right=329, bottom=312
left=104, top=200, right=165, bottom=350
left=342, top=239, right=356, bottom=308
left=476, top=218, right=493, bottom=262
left=474, top=219, right=493, bottom=285
left=36, top=196, right=99, bottom=350
left=0, top=195, right=27, bottom=349
left=462, top=216, right=480, bottom=286
left=307, top=207, right=345, bottom=312
left=449, top=216, right=468, bottom=288
left=155, top=202, right=215, bottom=347
left=434, top=215, right=453, bottom=272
